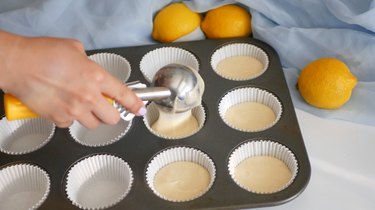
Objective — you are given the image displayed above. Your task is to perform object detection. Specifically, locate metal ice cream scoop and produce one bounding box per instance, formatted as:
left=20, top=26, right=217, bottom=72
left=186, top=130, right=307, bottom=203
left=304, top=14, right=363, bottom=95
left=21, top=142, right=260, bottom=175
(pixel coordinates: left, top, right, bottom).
left=152, top=63, right=205, bottom=113
left=4, top=64, right=204, bottom=121
left=118, top=63, right=204, bottom=120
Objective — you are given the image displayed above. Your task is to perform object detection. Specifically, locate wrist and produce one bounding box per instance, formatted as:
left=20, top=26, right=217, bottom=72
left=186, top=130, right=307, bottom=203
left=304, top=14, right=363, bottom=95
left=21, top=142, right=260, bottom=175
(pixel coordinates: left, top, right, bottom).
left=0, top=30, right=25, bottom=90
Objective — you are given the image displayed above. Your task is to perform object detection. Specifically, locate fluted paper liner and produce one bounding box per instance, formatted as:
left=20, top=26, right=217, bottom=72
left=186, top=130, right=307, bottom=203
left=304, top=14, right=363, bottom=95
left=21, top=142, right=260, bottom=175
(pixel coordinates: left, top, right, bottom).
left=0, top=117, right=55, bottom=155
left=89, top=53, right=131, bottom=82
left=0, top=164, right=50, bottom=210
left=211, top=43, right=269, bottom=81
left=143, top=102, right=206, bottom=140
left=218, top=87, right=282, bottom=132
left=228, top=140, right=298, bottom=194
left=69, top=120, right=131, bottom=147
left=65, top=154, right=133, bottom=210
left=139, top=47, right=199, bottom=82
left=146, top=147, right=216, bottom=202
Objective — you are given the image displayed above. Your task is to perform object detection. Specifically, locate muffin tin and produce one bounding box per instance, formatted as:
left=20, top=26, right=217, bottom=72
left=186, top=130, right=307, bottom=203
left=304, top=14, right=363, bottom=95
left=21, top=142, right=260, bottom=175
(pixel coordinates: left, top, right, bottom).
left=0, top=37, right=311, bottom=209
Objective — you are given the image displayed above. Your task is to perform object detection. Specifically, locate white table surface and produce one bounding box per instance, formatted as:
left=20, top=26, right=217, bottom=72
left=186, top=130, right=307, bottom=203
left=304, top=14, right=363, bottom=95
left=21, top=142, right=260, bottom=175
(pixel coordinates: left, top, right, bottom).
left=247, top=108, right=375, bottom=210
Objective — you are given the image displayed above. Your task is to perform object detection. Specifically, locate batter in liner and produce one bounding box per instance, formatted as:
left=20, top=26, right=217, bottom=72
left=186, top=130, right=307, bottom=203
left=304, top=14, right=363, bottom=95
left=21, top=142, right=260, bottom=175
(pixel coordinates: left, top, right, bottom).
left=224, top=102, right=276, bottom=131
left=151, top=108, right=199, bottom=138
left=217, top=56, right=264, bottom=79
left=234, top=156, right=292, bottom=193
left=154, top=161, right=210, bottom=201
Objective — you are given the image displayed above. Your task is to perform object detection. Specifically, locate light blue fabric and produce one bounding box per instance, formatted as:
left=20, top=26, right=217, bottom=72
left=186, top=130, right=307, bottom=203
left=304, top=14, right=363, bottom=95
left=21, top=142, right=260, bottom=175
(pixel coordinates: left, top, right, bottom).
left=242, top=0, right=375, bottom=126
left=1, top=0, right=375, bottom=126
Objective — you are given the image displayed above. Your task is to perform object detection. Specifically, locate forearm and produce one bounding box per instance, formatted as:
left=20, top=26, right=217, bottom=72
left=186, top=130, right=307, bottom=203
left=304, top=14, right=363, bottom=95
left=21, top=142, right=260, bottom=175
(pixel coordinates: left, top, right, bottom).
left=0, top=30, right=24, bottom=90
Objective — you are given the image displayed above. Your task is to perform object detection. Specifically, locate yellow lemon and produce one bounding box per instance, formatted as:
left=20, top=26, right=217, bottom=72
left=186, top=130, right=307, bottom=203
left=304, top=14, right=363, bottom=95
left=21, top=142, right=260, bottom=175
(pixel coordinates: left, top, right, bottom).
left=201, top=4, right=251, bottom=39
left=297, top=58, right=358, bottom=109
left=152, top=3, right=201, bottom=43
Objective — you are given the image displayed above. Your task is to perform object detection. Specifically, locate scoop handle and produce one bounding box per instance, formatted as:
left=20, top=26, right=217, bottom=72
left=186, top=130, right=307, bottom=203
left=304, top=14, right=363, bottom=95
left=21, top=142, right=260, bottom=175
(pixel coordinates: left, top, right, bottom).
left=4, top=94, right=38, bottom=120
left=3, top=87, right=171, bottom=121
left=3, top=93, right=113, bottom=121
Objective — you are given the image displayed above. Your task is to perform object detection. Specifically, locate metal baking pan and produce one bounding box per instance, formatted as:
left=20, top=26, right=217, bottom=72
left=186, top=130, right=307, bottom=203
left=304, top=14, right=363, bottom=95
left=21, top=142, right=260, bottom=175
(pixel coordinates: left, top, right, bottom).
left=0, top=37, right=310, bottom=210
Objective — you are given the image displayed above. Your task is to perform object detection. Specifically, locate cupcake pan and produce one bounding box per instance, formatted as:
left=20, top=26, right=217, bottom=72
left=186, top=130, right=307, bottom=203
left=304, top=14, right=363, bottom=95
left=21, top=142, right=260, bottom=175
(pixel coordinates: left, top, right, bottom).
left=0, top=37, right=310, bottom=209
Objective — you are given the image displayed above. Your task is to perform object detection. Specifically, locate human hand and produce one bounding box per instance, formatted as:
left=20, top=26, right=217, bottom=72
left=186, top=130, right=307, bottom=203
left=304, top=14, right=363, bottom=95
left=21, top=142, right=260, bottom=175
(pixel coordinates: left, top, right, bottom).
left=0, top=32, right=145, bottom=128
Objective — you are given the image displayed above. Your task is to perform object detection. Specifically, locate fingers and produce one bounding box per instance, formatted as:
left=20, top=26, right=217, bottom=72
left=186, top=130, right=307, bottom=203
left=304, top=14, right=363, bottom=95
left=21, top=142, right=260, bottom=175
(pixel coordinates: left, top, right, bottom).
left=97, top=64, right=146, bottom=117
left=51, top=101, right=111, bottom=129
left=92, top=95, right=121, bottom=125
left=48, top=113, right=74, bottom=128
left=70, top=39, right=85, bottom=52
left=54, top=121, right=73, bottom=128
left=49, top=56, right=145, bottom=129
left=76, top=112, right=101, bottom=129
left=69, top=62, right=145, bottom=128
left=53, top=113, right=101, bottom=129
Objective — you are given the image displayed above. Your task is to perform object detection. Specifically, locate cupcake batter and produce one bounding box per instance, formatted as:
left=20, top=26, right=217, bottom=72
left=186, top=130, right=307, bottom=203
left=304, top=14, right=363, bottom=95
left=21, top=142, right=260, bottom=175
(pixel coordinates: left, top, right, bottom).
left=224, top=102, right=275, bottom=131
left=154, top=161, right=210, bottom=201
left=217, top=56, right=264, bottom=79
left=151, top=109, right=199, bottom=138
left=234, top=156, right=292, bottom=193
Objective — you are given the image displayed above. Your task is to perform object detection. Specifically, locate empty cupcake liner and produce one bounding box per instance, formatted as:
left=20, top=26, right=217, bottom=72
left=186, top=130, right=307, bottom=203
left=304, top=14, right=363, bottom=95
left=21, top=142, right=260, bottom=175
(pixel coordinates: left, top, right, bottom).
left=146, top=146, right=216, bottom=202
left=0, top=164, right=50, bottom=210
left=89, top=53, right=131, bottom=82
left=210, top=43, right=269, bottom=81
left=0, top=117, right=55, bottom=155
left=139, top=47, right=199, bottom=82
left=218, top=87, right=282, bottom=132
left=69, top=120, right=132, bottom=147
left=143, top=102, right=206, bottom=140
left=65, top=154, right=134, bottom=210
left=228, top=140, right=298, bottom=194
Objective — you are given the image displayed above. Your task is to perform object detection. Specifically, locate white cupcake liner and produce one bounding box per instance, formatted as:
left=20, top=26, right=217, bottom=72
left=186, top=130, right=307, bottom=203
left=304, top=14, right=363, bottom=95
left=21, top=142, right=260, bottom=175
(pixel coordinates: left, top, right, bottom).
left=0, top=164, right=50, bottom=210
left=0, top=117, right=55, bottom=155
left=89, top=53, right=131, bottom=82
left=69, top=120, right=132, bottom=147
left=210, top=43, right=269, bottom=81
left=146, top=147, right=216, bottom=202
left=139, top=47, right=199, bottom=82
left=218, top=87, right=282, bottom=132
left=65, top=154, right=133, bottom=210
left=228, top=140, right=298, bottom=194
left=143, top=102, right=206, bottom=140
